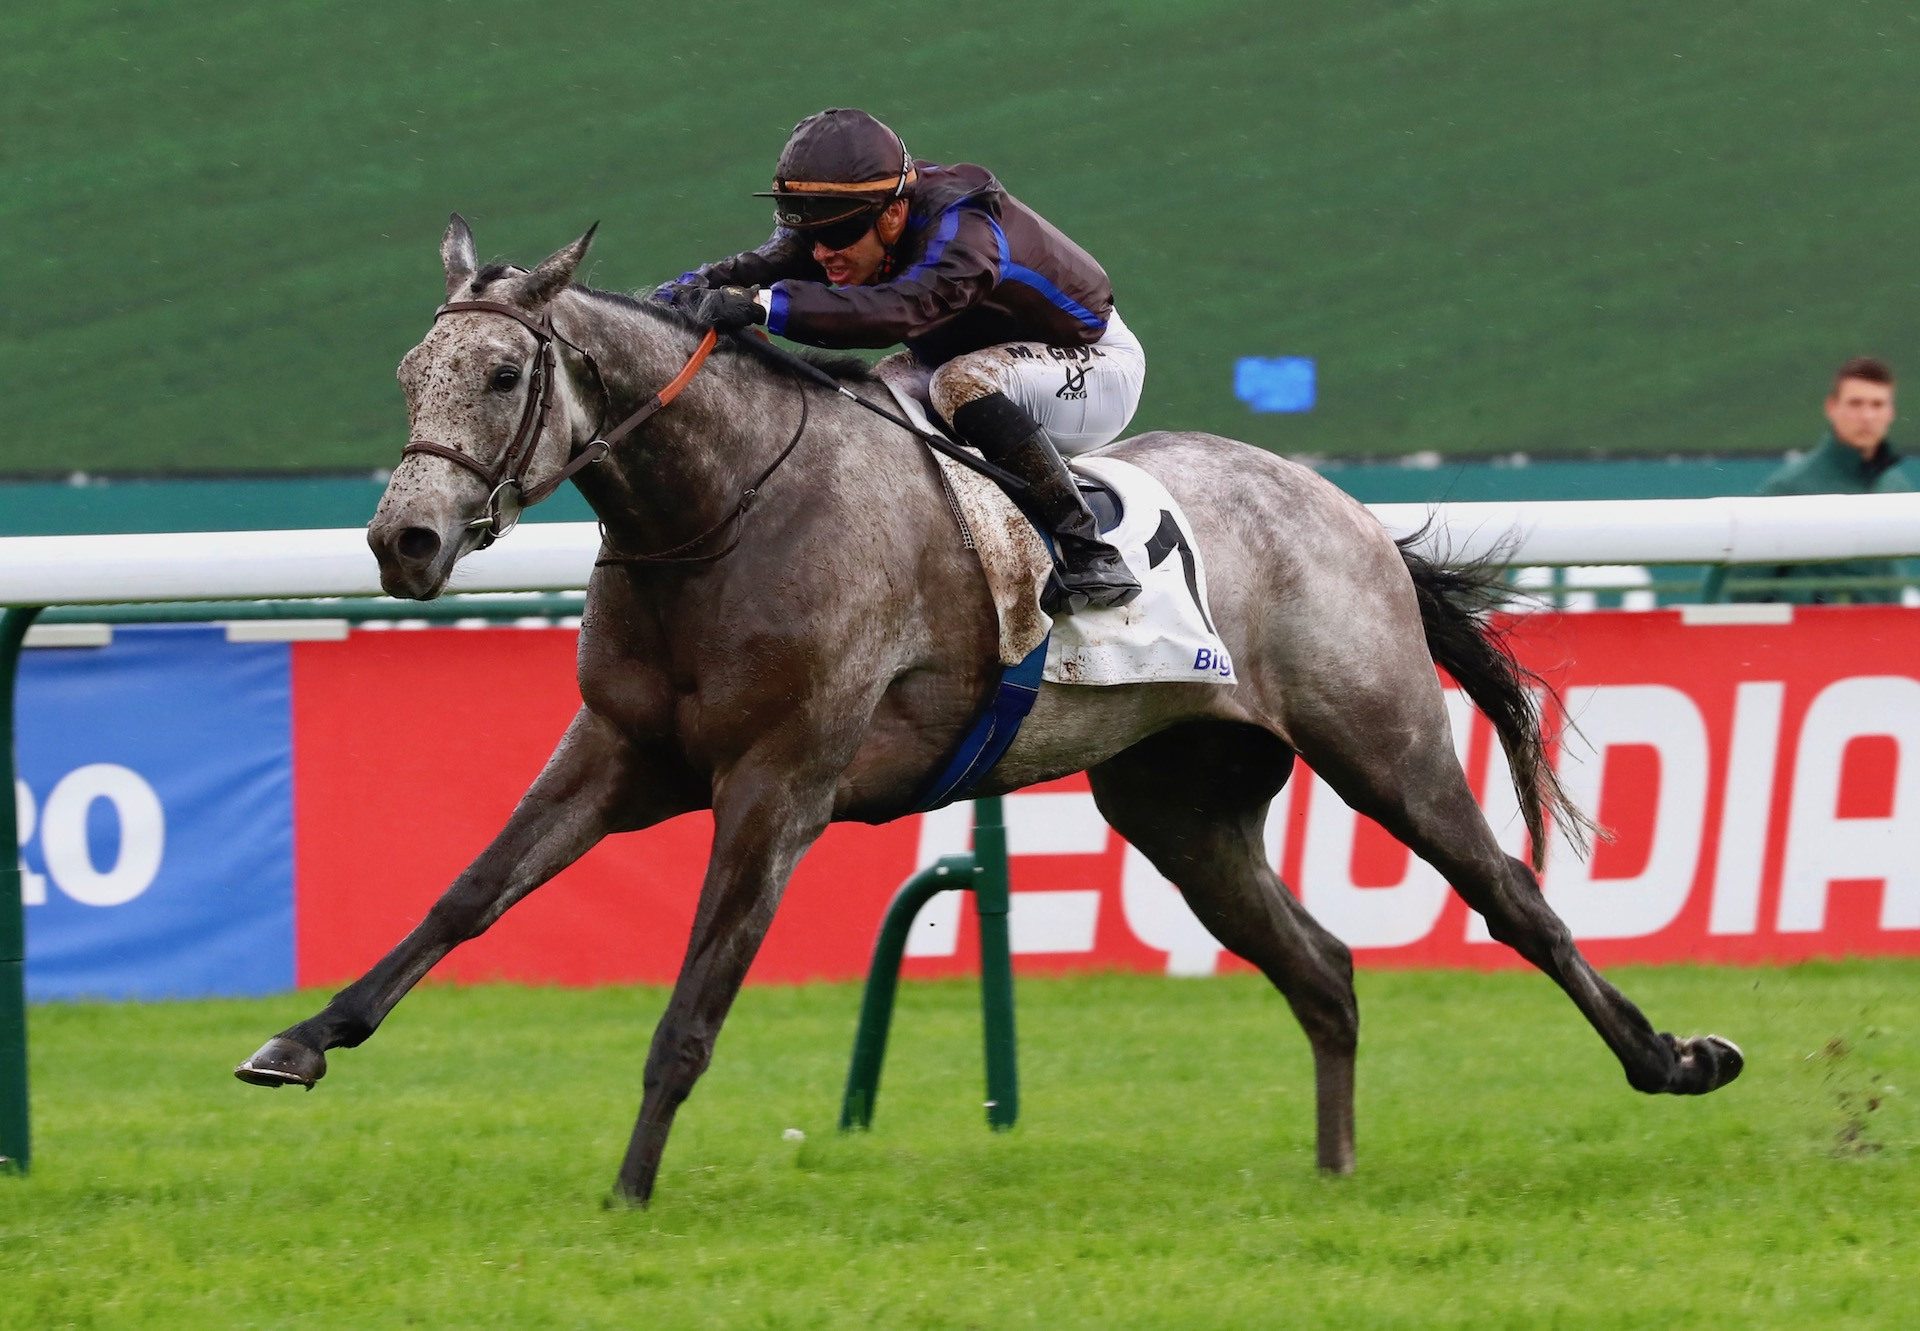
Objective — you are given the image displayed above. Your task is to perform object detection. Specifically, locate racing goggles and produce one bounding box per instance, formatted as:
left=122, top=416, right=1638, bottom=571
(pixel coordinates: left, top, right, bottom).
left=804, top=206, right=885, bottom=251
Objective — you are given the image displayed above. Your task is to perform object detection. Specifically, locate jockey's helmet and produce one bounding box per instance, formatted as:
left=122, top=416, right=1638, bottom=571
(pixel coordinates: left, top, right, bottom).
left=755, top=109, right=915, bottom=245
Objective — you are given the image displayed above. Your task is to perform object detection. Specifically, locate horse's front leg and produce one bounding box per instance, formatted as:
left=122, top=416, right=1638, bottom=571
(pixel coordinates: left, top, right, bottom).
left=613, top=748, right=839, bottom=1205
left=236, top=706, right=695, bottom=1089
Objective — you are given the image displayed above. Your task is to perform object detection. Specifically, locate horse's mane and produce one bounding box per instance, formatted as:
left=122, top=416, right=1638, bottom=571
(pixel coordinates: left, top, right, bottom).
left=580, top=285, right=877, bottom=386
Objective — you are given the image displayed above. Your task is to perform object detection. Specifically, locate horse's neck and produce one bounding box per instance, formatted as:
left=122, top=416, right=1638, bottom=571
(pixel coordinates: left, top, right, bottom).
left=555, top=290, right=795, bottom=554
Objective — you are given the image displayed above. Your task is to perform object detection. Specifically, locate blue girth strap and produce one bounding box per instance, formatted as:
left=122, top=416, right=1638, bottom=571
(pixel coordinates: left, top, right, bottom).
left=910, top=632, right=1051, bottom=812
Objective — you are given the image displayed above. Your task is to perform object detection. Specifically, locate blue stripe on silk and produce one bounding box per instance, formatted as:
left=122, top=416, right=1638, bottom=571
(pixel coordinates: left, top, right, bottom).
left=986, top=217, right=1107, bottom=331
left=901, top=205, right=967, bottom=283
left=767, top=283, right=791, bottom=336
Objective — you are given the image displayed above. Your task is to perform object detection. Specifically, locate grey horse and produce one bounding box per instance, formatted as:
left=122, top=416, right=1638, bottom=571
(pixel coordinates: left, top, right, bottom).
left=237, top=219, right=1741, bottom=1204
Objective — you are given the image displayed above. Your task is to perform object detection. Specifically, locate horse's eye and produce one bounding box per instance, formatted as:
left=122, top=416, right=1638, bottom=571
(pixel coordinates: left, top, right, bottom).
left=490, top=365, right=521, bottom=392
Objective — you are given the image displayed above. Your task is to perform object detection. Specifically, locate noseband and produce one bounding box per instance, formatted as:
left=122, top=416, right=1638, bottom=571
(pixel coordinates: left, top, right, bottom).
left=402, top=300, right=717, bottom=548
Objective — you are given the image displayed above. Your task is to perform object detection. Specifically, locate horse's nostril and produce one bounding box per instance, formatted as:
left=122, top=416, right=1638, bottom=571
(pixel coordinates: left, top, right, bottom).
left=395, top=527, right=442, bottom=563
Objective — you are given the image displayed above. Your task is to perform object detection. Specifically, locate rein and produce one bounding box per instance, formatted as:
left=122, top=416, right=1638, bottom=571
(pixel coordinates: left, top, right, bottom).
left=738, top=332, right=1029, bottom=494
left=402, top=299, right=718, bottom=548
left=595, top=384, right=812, bottom=567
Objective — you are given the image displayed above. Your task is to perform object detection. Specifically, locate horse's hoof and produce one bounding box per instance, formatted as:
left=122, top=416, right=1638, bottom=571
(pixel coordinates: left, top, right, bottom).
left=234, top=1037, right=327, bottom=1090
left=1669, top=1033, right=1743, bottom=1095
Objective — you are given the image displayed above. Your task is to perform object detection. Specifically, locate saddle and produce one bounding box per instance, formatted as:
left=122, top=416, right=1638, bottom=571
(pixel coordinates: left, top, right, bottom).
left=880, top=380, right=1233, bottom=686
left=1077, top=472, right=1125, bottom=535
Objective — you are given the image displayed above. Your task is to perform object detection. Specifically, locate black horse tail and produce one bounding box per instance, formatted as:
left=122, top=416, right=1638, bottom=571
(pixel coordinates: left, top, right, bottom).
left=1395, top=532, right=1597, bottom=869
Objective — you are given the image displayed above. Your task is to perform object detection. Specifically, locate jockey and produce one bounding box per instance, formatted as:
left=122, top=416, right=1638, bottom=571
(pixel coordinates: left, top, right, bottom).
left=655, top=108, right=1143, bottom=612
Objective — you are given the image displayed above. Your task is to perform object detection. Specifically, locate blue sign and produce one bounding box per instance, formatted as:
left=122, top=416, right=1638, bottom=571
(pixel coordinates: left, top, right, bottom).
left=1234, top=356, right=1317, bottom=413
left=15, top=626, right=294, bottom=1001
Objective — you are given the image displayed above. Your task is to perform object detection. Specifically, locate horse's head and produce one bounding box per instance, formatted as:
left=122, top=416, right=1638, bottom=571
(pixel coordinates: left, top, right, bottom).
left=370, top=214, right=601, bottom=599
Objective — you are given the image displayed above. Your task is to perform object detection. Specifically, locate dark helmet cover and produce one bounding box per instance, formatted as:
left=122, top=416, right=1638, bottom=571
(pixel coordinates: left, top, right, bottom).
left=754, top=108, right=916, bottom=231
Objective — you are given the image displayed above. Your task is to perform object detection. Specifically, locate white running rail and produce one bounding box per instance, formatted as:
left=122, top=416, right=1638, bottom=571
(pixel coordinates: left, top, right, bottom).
left=3, top=493, right=1920, bottom=606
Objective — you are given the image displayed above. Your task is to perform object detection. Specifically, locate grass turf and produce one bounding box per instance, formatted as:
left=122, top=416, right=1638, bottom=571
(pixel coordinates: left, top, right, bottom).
left=3, top=962, right=1915, bottom=1328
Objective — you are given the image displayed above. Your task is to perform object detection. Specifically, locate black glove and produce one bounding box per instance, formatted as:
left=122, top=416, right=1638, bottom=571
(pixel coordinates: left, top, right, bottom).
left=679, top=285, right=766, bottom=331
left=649, top=276, right=704, bottom=305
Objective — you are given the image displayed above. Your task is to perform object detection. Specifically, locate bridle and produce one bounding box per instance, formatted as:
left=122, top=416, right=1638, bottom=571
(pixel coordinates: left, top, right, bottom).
left=402, top=299, right=717, bottom=548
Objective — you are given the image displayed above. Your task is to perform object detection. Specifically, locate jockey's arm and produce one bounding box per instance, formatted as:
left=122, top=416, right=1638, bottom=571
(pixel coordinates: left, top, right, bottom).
left=763, top=205, right=1000, bottom=350
left=651, top=228, right=820, bottom=302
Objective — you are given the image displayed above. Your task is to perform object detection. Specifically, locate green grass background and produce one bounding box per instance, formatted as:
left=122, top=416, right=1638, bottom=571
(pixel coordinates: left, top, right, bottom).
left=5, top=963, right=1915, bottom=1328
left=4, top=1, right=1918, bottom=477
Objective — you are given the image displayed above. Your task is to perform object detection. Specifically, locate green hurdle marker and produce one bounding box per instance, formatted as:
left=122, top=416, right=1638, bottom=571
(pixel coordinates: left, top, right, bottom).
left=841, top=794, right=1018, bottom=1133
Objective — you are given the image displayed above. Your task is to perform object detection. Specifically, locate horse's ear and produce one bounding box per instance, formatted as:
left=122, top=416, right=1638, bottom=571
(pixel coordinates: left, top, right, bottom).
left=518, top=222, right=598, bottom=307
left=442, top=213, right=478, bottom=297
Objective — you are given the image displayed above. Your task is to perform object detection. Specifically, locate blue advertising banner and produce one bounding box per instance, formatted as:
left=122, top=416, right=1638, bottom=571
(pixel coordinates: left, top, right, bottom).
left=15, top=625, right=293, bottom=1000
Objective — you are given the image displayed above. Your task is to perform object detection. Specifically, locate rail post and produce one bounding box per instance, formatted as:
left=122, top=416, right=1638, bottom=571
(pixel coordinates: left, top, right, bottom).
left=1, top=606, right=45, bottom=1176
left=972, top=796, right=1019, bottom=1129
left=840, top=795, right=1019, bottom=1132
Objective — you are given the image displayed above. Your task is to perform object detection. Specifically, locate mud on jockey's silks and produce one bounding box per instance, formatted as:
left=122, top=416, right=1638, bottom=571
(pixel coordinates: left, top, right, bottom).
left=901, top=398, right=1236, bottom=810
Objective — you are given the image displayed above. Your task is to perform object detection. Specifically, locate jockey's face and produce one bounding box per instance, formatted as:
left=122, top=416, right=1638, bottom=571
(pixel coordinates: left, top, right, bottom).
left=812, top=199, right=909, bottom=287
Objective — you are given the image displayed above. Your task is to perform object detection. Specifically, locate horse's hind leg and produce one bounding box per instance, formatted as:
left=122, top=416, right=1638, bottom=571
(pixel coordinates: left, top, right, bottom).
left=1297, top=701, right=1742, bottom=1099
left=1088, top=722, right=1359, bottom=1173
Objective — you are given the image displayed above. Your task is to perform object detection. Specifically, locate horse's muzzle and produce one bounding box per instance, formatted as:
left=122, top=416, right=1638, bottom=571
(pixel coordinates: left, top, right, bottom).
left=367, top=518, right=457, bottom=600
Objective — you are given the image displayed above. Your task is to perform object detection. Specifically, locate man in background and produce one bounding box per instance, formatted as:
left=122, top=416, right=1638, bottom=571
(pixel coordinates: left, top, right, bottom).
left=1705, top=356, right=1912, bottom=603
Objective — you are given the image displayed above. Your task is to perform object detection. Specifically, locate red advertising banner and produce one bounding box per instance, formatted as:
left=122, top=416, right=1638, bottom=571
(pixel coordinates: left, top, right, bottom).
left=291, top=607, right=1920, bottom=989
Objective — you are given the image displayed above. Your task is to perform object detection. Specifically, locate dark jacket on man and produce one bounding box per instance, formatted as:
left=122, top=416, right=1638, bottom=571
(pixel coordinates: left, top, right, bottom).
left=1707, top=431, right=1916, bottom=604
left=683, top=161, right=1113, bottom=367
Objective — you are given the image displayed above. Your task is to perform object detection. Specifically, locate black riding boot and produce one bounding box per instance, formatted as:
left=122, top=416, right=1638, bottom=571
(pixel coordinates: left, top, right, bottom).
left=952, top=392, right=1141, bottom=613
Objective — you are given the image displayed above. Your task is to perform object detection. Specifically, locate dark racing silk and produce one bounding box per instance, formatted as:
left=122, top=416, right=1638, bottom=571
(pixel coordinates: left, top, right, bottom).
left=683, top=161, right=1115, bottom=367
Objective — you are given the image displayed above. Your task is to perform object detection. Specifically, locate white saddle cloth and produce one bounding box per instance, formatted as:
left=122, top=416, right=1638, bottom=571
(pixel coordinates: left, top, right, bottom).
left=883, top=383, right=1236, bottom=687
